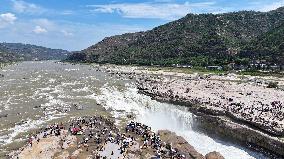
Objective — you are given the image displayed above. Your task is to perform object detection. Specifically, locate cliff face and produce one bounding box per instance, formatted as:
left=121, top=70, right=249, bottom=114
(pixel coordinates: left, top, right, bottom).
left=0, top=43, right=70, bottom=61
left=136, top=74, right=284, bottom=157
left=68, top=7, right=284, bottom=66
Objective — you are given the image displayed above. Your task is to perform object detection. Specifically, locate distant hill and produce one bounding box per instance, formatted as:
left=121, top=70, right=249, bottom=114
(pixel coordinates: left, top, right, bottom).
left=67, top=7, right=284, bottom=68
left=0, top=43, right=70, bottom=62
left=0, top=51, right=18, bottom=63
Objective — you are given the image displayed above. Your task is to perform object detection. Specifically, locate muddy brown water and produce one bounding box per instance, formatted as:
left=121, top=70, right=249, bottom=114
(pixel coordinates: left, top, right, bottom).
left=0, top=61, right=267, bottom=159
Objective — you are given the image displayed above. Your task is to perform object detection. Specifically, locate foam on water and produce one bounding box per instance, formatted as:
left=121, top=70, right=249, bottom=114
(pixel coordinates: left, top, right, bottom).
left=0, top=114, right=61, bottom=145
left=49, top=79, right=56, bottom=83
left=0, top=118, right=45, bottom=144
left=41, top=95, right=70, bottom=111
left=0, top=111, right=66, bottom=145
left=84, top=93, right=97, bottom=99
left=62, top=81, right=81, bottom=86
left=94, top=83, right=266, bottom=159
left=65, top=68, right=79, bottom=71
left=95, top=84, right=145, bottom=118
left=72, top=87, right=90, bottom=93
left=4, top=97, right=12, bottom=110
left=0, top=83, right=73, bottom=145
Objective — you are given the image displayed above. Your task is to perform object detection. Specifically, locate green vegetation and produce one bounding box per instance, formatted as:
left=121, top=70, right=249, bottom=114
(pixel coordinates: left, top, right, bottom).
left=148, top=66, right=226, bottom=75
left=0, top=50, right=18, bottom=62
left=241, top=24, right=284, bottom=66
left=145, top=65, right=284, bottom=78
left=0, top=43, right=70, bottom=61
left=67, top=7, right=284, bottom=69
left=66, top=51, right=87, bottom=62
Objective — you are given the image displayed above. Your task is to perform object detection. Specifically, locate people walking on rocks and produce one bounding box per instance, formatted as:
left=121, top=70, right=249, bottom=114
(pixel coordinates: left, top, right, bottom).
left=28, top=137, right=33, bottom=147
left=13, top=115, right=207, bottom=158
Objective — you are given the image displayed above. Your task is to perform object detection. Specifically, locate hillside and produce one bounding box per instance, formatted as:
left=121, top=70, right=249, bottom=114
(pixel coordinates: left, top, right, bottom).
left=0, top=51, right=18, bottom=62
left=67, top=7, right=284, bottom=68
left=240, top=24, right=284, bottom=65
left=0, top=43, right=70, bottom=61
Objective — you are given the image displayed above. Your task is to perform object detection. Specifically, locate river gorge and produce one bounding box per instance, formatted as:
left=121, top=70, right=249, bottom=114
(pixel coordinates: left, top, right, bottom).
left=0, top=61, right=275, bottom=158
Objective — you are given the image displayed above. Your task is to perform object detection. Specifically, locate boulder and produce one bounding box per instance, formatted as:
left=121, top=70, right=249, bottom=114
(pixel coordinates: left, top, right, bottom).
left=205, top=151, right=225, bottom=159
left=33, top=105, right=41, bottom=109
left=158, top=130, right=205, bottom=159
left=0, top=114, right=8, bottom=118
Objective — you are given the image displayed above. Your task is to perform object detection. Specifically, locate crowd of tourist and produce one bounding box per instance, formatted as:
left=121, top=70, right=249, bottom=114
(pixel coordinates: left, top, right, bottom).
left=23, top=116, right=187, bottom=158
left=125, top=121, right=186, bottom=158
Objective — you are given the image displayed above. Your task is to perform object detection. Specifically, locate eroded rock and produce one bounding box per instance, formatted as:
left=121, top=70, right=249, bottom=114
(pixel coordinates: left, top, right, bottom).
left=158, top=130, right=206, bottom=159
left=205, top=151, right=225, bottom=159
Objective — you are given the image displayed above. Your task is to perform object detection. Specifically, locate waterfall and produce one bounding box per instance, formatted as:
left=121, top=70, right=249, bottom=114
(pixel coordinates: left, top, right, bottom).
left=94, top=83, right=266, bottom=159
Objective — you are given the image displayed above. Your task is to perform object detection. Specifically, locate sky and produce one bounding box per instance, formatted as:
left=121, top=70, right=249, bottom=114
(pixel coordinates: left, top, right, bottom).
left=0, top=0, right=284, bottom=51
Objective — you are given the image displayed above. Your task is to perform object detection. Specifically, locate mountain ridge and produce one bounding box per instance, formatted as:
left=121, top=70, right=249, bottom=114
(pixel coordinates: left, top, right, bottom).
left=0, top=43, right=70, bottom=62
left=67, top=7, right=284, bottom=68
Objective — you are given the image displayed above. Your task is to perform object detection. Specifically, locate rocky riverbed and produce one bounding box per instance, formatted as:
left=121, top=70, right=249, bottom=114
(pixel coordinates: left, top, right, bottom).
left=136, top=75, right=284, bottom=136
left=135, top=74, right=284, bottom=157
left=91, top=64, right=284, bottom=157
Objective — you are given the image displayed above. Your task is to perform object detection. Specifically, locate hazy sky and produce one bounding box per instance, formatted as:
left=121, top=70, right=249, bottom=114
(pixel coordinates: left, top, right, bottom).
left=0, top=0, right=283, bottom=51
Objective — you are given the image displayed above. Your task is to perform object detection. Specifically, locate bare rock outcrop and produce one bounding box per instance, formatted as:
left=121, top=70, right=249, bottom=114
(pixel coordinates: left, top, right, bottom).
left=205, top=151, right=225, bottom=159
left=158, top=130, right=224, bottom=159
left=137, top=75, right=284, bottom=157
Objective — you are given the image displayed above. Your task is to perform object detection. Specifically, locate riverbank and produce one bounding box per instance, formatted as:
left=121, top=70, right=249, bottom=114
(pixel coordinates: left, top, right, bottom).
left=9, top=115, right=224, bottom=159
left=136, top=75, right=284, bottom=157
left=137, top=75, right=284, bottom=135
left=91, top=64, right=284, bottom=86
left=89, top=64, right=284, bottom=157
